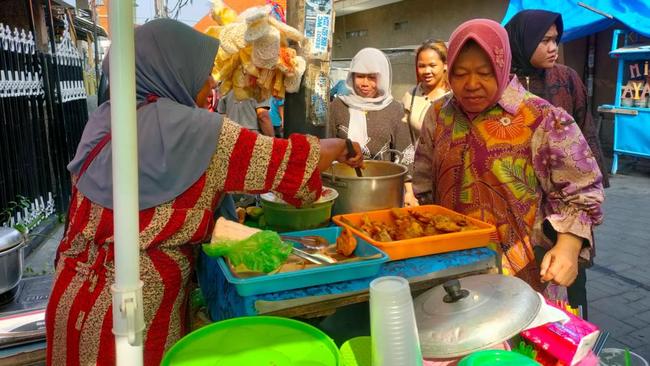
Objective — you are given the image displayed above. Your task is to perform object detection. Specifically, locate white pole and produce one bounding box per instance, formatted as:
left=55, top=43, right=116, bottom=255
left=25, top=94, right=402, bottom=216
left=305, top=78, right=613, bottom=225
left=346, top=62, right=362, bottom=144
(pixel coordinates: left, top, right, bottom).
left=108, top=0, right=144, bottom=365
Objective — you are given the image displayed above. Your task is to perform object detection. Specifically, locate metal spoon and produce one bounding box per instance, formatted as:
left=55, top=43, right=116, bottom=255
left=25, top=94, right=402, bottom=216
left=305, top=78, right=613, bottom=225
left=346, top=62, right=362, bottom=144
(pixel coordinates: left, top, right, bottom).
left=291, top=247, right=337, bottom=264
left=280, top=235, right=330, bottom=250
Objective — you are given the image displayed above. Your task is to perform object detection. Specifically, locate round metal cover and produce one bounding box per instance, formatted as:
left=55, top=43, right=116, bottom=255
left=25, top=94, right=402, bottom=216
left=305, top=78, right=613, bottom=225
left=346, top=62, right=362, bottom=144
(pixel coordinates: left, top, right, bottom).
left=0, top=227, right=24, bottom=253
left=414, top=274, right=541, bottom=358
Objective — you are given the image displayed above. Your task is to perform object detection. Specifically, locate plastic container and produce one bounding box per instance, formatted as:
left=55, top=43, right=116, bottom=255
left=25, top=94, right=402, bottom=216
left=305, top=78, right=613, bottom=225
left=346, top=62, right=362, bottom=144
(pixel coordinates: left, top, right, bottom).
left=458, top=350, right=540, bottom=366
left=261, top=199, right=334, bottom=232
left=216, top=226, right=389, bottom=296
left=332, top=205, right=496, bottom=260
left=260, top=188, right=338, bottom=232
left=339, top=337, right=513, bottom=366
left=340, top=336, right=373, bottom=366
left=369, top=276, right=423, bottom=366
left=598, top=348, right=649, bottom=366
left=161, top=316, right=339, bottom=366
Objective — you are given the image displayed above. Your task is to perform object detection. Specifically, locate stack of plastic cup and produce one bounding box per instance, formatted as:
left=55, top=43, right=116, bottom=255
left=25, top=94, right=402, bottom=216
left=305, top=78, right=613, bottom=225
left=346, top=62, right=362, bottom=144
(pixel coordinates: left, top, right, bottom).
left=369, top=276, right=423, bottom=366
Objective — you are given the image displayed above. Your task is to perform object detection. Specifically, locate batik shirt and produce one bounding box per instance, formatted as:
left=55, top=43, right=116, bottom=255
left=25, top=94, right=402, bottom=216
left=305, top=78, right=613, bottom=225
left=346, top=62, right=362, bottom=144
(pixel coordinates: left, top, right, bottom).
left=413, top=76, right=604, bottom=292
left=515, top=63, right=609, bottom=187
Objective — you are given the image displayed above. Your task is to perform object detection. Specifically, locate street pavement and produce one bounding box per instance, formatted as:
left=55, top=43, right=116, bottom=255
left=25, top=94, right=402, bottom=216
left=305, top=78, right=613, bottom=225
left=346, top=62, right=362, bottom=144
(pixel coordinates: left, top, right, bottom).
left=23, top=157, right=650, bottom=359
left=585, top=158, right=650, bottom=359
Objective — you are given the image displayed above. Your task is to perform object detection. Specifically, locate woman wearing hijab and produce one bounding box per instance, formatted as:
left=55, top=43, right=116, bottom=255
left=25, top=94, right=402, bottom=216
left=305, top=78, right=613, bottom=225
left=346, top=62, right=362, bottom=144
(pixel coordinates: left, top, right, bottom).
left=329, top=48, right=409, bottom=162
left=413, top=19, right=604, bottom=299
left=505, top=10, right=609, bottom=188
left=45, top=19, right=362, bottom=366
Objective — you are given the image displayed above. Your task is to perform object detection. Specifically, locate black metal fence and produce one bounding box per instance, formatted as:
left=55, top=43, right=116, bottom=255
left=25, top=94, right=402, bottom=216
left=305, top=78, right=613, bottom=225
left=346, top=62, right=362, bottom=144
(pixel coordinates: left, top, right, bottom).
left=1, top=20, right=88, bottom=229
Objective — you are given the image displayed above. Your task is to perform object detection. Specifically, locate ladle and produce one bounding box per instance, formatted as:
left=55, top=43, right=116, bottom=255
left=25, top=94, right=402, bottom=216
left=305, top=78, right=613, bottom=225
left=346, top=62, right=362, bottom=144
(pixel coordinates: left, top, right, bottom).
left=345, top=139, right=363, bottom=177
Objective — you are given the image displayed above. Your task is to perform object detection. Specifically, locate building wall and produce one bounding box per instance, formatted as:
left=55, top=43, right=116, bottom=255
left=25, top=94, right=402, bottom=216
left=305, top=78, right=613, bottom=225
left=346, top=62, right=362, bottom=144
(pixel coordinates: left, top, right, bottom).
left=332, top=0, right=509, bottom=58
left=332, top=0, right=508, bottom=101
left=96, top=0, right=109, bottom=35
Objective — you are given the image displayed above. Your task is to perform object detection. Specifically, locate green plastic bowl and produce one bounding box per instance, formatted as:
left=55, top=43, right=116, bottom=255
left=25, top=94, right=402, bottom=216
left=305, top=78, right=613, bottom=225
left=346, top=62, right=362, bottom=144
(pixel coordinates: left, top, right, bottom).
left=458, top=350, right=540, bottom=366
left=340, top=336, right=372, bottom=366
left=261, top=200, right=334, bottom=232
left=162, top=316, right=340, bottom=366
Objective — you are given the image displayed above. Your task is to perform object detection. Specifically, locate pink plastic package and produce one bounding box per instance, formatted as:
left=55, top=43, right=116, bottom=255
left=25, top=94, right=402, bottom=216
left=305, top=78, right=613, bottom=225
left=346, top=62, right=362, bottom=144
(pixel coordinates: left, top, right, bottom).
left=521, top=301, right=600, bottom=366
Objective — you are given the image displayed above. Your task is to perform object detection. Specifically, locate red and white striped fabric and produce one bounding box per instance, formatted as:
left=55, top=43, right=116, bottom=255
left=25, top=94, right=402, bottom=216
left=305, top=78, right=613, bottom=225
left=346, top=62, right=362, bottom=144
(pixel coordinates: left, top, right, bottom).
left=46, top=119, right=322, bottom=365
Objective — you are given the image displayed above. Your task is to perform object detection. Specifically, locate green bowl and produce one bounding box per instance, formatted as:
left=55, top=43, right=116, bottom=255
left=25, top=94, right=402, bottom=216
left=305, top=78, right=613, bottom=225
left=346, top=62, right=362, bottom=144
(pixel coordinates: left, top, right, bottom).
left=261, top=200, right=334, bottom=232
left=162, top=316, right=340, bottom=366
left=458, top=350, right=540, bottom=366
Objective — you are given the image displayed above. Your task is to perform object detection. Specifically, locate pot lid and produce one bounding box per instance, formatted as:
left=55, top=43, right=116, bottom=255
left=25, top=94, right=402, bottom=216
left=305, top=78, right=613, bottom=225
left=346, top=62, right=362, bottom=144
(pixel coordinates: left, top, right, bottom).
left=414, top=274, right=541, bottom=358
left=0, top=227, right=25, bottom=253
left=260, top=187, right=338, bottom=205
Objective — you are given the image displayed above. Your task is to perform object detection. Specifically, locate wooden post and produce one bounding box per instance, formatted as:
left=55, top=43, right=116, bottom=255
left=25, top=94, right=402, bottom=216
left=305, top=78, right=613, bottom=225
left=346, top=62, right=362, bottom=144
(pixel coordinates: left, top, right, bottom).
left=284, top=0, right=333, bottom=138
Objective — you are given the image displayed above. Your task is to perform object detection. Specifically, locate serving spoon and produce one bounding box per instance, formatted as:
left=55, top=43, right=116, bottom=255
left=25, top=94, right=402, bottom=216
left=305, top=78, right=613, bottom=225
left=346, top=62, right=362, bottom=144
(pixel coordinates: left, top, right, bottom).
left=280, top=234, right=330, bottom=250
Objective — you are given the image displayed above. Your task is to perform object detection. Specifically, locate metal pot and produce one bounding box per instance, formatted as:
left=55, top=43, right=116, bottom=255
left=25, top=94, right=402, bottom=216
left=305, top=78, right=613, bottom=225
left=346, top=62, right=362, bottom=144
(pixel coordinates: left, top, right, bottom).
left=414, top=274, right=541, bottom=358
left=322, top=160, right=408, bottom=215
left=0, top=227, right=27, bottom=294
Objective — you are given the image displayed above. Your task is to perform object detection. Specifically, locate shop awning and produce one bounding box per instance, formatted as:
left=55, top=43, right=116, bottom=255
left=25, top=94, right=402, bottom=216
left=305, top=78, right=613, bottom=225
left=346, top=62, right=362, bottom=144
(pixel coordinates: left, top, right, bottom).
left=74, top=16, right=108, bottom=38
left=501, top=0, right=650, bottom=42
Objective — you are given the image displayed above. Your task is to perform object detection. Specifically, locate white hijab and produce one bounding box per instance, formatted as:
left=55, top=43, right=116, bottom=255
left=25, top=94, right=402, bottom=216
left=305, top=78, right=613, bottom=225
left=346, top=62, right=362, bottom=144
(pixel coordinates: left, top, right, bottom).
left=339, top=48, right=393, bottom=111
left=339, top=48, right=393, bottom=147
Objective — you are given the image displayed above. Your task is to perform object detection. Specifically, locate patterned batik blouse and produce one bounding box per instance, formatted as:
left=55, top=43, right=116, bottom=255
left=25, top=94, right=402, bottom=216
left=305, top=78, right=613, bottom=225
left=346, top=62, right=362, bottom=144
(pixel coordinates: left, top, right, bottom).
left=413, top=76, right=604, bottom=293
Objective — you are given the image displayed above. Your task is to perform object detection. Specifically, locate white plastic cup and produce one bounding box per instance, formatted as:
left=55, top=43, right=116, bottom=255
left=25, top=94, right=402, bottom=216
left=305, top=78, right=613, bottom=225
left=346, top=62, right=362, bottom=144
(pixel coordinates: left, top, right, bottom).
left=369, top=276, right=423, bottom=366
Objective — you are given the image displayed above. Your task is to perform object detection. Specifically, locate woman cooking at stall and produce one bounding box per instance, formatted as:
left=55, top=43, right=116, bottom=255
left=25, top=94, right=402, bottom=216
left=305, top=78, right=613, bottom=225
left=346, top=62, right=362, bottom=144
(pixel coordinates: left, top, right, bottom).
left=45, top=19, right=363, bottom=366
left=412, top=19, right=604, bottom=297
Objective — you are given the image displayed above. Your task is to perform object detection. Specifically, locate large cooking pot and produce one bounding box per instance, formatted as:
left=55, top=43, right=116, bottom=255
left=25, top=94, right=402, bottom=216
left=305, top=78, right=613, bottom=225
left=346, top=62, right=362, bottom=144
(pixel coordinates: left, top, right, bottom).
left=322, top=160, right=408, bottom=215
left=0, top=227, right=26, bottom=294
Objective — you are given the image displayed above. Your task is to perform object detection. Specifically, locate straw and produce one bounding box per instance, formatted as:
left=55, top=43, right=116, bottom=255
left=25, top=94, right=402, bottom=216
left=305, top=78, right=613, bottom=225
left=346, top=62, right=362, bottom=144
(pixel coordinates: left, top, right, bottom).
left=593, top=331, right=610, bottom=356
left=625, top=348, right=632, bottom=366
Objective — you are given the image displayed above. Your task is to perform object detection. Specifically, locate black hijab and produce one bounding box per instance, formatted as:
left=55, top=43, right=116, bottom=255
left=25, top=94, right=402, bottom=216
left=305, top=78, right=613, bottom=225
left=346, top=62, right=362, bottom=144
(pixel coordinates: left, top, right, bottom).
left=504, top=10, right=564, bottom=75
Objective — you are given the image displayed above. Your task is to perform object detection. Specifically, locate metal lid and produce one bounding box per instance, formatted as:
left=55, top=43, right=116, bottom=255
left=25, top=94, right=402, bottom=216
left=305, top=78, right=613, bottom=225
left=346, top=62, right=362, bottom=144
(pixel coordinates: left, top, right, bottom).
left=0, top=227, right=25, bottom=253
left=414, top=274, right=541, bottom=358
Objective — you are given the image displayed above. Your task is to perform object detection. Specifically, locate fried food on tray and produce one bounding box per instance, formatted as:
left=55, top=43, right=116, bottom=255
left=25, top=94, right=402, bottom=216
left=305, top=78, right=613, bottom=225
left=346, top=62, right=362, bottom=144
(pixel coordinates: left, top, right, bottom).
left=336, top=227, right=357, bottom=257
left=358, top=209, right=479, bottom=242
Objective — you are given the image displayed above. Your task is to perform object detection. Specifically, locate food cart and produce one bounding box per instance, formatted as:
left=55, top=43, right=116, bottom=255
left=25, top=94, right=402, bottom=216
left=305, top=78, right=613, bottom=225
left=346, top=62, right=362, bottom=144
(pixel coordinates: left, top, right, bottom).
left=599, top=29, right=650, bottom=174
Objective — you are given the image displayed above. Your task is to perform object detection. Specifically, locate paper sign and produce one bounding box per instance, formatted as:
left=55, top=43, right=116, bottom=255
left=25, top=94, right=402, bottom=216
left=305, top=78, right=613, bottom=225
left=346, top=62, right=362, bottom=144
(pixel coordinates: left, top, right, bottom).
left=312, top=13, right=331, bottom=59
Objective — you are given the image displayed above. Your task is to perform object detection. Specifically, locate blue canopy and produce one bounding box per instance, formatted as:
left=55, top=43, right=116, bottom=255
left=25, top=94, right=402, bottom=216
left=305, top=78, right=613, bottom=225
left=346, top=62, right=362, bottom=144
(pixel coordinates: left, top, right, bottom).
left=502, top=0, right=650, bottom=42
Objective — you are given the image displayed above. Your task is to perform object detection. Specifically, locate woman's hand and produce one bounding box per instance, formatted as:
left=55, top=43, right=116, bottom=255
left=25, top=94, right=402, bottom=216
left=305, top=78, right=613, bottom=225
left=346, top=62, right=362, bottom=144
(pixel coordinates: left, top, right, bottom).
left=318, top=139, right=364, bottom=171
left=403, top=182, right=419, bottom=207
left=540, top=233, right=583, bottom=287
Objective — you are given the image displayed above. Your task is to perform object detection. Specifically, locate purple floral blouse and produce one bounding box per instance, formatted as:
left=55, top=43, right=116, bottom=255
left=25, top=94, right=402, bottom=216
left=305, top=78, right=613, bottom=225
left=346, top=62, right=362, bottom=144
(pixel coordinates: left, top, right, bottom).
left=413, top=76, right=604, bottom=292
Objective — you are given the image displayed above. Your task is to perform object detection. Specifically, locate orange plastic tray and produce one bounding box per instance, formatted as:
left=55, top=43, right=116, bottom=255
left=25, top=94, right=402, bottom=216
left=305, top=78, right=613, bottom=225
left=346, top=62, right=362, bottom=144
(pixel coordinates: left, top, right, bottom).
left=332, top=205, right=496, bottom=260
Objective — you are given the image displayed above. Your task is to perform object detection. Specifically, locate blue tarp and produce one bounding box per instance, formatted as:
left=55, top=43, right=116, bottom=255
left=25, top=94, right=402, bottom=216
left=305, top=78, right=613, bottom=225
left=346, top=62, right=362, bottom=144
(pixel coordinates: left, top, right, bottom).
left=502, top=0, right=650, bottom=42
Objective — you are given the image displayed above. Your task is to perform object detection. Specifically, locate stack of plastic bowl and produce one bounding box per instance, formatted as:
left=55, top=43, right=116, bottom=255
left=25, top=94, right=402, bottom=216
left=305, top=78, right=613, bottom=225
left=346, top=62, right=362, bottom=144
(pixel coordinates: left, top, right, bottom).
left=369, top=276, right=423, bottom=366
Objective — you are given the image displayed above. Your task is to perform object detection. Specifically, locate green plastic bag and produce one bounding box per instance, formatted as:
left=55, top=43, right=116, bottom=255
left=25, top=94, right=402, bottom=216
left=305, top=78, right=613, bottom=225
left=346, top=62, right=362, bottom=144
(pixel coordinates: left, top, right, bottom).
left=202, top=231, right=291, bottom=273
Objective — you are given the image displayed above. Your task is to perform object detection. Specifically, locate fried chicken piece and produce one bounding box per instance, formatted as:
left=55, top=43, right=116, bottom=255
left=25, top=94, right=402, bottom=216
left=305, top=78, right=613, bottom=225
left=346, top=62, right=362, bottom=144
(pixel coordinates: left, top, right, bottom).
left=336, top=228, right=357, bottom=256
left=377, top=229, right=393, bottom=242
left=432, top=215, right=462, bottom=233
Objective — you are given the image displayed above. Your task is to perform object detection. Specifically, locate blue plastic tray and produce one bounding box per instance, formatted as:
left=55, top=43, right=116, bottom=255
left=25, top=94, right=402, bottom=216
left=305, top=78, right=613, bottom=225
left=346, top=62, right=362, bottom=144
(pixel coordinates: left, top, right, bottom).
left=216, top=227, right=389, bottom=296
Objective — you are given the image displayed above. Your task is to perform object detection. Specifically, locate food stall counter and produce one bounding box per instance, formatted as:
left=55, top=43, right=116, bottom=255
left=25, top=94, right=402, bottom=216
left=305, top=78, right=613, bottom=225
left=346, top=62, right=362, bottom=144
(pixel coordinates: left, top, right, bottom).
left=197, top=247, right=498, bottom=322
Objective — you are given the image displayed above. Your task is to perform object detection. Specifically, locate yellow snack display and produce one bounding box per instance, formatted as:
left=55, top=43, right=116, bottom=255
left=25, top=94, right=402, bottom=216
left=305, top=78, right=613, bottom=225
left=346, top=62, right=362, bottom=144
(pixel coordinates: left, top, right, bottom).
left=205, top=2, right=307, bottom=102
